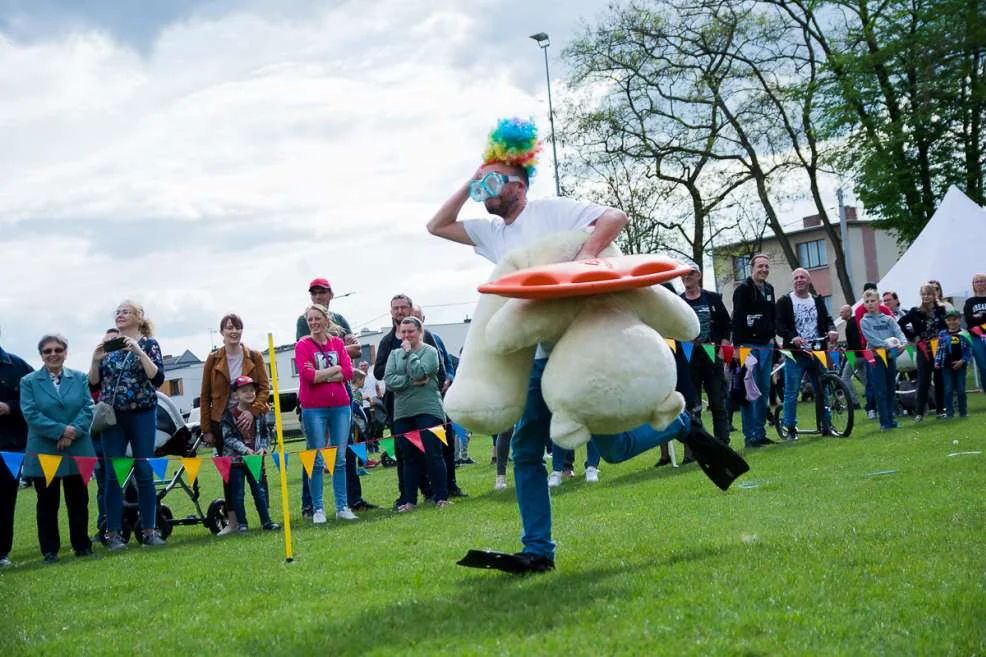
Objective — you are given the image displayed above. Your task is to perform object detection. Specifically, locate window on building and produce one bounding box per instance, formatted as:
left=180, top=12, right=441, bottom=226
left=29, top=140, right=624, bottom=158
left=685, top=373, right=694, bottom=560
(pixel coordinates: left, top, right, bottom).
left=797, top=239, right=827, bottom=269
left=290, top=359, right=298, bottom=377
left=822, top=295, right=833, bottom=315
left=165, top=378, right=184, bottom=396
left=733, top=255, right=752, bottom=281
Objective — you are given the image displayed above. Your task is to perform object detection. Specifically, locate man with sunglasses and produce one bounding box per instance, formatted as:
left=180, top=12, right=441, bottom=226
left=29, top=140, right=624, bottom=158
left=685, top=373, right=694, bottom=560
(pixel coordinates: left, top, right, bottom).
left=0, top=340, right=33, bottom=567
left=427, top=143, right=748, bottom=574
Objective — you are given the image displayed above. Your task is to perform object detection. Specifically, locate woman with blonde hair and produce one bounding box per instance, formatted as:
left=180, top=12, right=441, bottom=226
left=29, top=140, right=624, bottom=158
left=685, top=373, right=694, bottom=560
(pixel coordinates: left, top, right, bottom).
left=88, top=300, right=166, bottom=550
left=898, top=284, right=946, bottom=421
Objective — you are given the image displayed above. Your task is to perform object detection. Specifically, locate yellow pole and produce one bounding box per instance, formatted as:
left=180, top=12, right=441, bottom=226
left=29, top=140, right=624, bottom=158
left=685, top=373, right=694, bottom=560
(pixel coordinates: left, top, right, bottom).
left=268, top=334, right=294, bottom=562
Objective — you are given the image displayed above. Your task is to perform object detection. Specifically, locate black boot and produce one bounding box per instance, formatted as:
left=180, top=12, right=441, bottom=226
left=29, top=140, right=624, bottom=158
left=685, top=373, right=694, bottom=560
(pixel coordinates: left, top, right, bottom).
left=678, top=415, right=750, bottom=491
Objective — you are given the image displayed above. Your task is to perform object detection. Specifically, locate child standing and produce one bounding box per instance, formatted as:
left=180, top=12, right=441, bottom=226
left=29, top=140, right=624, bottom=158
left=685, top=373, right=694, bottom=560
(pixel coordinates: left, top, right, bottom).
left=222, top=376, right=280, bottom=533
left=935, top=308, right=972, bottom=418
left=859, top=290, right=908, bottom=431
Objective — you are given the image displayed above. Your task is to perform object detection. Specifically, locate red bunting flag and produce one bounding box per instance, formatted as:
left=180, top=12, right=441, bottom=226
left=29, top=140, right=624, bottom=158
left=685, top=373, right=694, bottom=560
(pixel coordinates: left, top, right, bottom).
left=73, top=456, right=98, bottom=486
left=862, top=349, right=876, bottom=365
left=720, top=345, right=734, bottom=363
left=212, top=456, right=233, bottom=483
left=404, top=430, right=425, bottom=453
left=917, top=340, right=930, bottom=360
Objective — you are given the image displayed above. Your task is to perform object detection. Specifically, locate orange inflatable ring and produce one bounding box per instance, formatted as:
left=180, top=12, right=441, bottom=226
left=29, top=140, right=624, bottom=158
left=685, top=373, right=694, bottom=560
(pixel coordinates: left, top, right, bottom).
left=478, top=254, right=692, bottom=300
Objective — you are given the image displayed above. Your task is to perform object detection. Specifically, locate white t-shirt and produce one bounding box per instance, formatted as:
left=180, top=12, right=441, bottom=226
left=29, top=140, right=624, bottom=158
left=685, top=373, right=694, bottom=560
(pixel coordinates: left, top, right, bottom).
left=791, top=293, right=818, bottom=342
left=462, top=197, right=608, bottom=264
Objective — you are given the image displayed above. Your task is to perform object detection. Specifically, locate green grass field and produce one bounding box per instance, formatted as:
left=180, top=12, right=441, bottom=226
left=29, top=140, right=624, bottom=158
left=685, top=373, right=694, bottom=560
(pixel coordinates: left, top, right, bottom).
left=2, top=397, right=984, bottom=656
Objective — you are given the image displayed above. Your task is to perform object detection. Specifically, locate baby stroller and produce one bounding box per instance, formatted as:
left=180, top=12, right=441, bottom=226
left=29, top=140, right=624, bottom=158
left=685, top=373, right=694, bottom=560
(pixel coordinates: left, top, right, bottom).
left=99, top=392, right=227, bottom=544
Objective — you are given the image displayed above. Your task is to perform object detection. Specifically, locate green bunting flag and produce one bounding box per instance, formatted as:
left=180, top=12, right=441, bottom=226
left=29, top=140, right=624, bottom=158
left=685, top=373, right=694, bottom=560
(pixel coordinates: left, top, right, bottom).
left=702, top=344, right=716, bottom=361
left=378, top=438, right=395, bottom=457
left=111, top=457, right=134, bottom=485
left=243, top=454, right=263, bottom=482
left=906, top=344, right=915, bottom=359
left=781, top=350, right=794, bottom=361
left=846, top=351, right=856, bottom=368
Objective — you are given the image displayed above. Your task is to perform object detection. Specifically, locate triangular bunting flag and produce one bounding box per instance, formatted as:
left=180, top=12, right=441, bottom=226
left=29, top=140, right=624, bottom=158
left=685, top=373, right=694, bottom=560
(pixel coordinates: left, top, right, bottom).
left=148, top=457, right=169, bottom=481
left=270, top=451, right=288, bottom=472
left=929, top=338, right=939, bottom=357
left=781, top=349, right=795, bottom=362
left=451, top=423, right=468, bottom=439
left=917, top=340, right=930, bottom=359
left=299, top=449, right=317, bottom=477
left=243, top=454, right=263, bottom=482
left=212, top=456, right=233, bottom=483
left=846, top=351, right=856, bottom=369
left=429, top=426, right=448, bottom=446
left=38, top=454, right=62, bottom=487
left=971, top=325, right=984, bottom=337
left=664, top=338, right=677, bottom=353
left=876, top=348, right=888, bottom=366
left=829, top=351, right=840, bottom=372
left=681, top=342, right=694, bottom=362
left=702, top=344, right=716, bottom=362
left=812, top=350, right=827, bottom=367
left=73, top=456, right=98, bottom=486
left=378, top=438, right=395, bottom=457
left=905, top=344, right=915, bottom=360
left=111, top=457, right=134, bottom=486
left=404, top=430, right=425, bottom=453
left=721, top=345, right=735, bottom=363
left=862, top=349, right=876, bottom=365
left=319, top=447, right=338, bottom=472
left=0, top=451, right=24, bottom=479
left=738, top=347, right=751, bottom=367
left=181, top=457, right=202, bottom=485
left=348, top=442, right=368, bottom=464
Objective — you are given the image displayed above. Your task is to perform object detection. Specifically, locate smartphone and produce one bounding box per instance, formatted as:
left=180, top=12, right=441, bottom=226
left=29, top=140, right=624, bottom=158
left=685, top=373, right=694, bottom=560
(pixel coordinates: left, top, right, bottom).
left=103, top=336, right=127, bottom=352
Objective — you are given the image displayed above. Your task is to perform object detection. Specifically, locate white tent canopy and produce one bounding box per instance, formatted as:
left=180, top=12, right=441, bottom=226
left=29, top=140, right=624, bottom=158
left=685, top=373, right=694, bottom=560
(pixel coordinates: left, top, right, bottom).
left=877, top=186, right=986, bottom=309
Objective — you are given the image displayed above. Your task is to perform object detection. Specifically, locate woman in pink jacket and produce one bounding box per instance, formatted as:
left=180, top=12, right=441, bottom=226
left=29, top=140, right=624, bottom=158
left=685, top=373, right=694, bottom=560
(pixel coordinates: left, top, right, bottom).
left=295, top=304, right=354, bottom=524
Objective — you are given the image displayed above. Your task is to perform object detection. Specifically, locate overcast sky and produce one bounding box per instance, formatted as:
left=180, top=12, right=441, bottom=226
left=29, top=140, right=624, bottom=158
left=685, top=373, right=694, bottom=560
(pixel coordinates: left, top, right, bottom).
left=0, top=0, right=626, bottom=370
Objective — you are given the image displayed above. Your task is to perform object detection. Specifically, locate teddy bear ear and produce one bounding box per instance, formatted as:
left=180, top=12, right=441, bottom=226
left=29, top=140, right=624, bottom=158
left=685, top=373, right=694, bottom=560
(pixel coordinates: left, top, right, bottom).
left=485, top=298, right=581, bottom=355
left=629, top=286, right=700, bottom=341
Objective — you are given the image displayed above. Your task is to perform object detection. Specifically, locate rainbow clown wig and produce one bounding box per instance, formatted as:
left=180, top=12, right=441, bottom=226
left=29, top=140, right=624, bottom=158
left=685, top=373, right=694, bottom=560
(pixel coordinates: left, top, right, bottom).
left=482, top=117, right=542, bottom=181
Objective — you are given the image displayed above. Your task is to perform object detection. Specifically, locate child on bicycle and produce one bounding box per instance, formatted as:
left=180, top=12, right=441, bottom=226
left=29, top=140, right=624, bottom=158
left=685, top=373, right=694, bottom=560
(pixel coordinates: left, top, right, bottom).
left=222, top=376, right=280, bottom=533
left=859, top=290, right=907, bottom=431
left=935, top=308, right=972, bottom=418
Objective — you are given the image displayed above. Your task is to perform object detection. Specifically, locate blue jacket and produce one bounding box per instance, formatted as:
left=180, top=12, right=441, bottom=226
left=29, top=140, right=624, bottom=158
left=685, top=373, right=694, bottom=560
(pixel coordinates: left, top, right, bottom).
left=20, top=368, right=95, bottom=478
left=934, top=330, right=972, bottom=369
left=0, top=346, right=33, bottom=451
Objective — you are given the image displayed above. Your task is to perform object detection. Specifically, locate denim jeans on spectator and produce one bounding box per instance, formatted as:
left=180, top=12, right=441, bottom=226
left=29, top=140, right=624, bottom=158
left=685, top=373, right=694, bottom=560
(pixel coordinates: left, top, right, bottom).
left=551, top=442, right=600, bottom=472
left=739, top=346, right=772, bottom=444
left=300, top=405, right=351, bottom=513
left=940, top=365, right=968, bottom=417
left=512, top=358, right=689, bottom=560
left=783, top=352, right=828, bottom=429
left=867, top=355, right=897, bottom=428
left=970, top=337, right=986, bottom=390
left=102, top=408, right=157, bottom=533
left=228, top=464, right=273, bottom=527
left=92, top=434, right=106, bottom=530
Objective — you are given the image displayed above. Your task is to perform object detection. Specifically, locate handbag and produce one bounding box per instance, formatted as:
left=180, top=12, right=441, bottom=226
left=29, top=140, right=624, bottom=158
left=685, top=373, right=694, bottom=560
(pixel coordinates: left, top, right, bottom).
left=91, top=353, right=131, bottom=434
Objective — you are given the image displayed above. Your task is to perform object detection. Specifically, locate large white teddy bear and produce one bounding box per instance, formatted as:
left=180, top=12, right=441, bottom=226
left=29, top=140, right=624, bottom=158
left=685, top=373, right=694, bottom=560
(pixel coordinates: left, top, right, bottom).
left=444, top=231, right=700, bottom=450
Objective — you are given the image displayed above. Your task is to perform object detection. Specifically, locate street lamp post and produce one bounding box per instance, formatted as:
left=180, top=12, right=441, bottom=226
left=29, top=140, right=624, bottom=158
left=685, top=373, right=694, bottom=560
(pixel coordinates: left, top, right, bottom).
left=529, top=32, right=561, bottom=196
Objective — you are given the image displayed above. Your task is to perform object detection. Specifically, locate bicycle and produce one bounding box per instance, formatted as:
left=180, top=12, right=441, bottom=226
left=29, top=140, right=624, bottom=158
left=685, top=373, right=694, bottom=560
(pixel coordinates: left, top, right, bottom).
left=767, top=338, right=855, bottom=439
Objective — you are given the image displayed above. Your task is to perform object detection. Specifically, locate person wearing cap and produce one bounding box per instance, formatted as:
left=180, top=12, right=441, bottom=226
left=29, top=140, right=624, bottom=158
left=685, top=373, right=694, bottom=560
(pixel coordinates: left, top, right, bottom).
left=222, top=376, right=280, bottom=532
left=200, top=313, right=270, bottom=535
left=679, top=259, right=732, bottom=445
left=935, top=308, right=972, bottom=419
left=0, top=339, right=32, bottom=568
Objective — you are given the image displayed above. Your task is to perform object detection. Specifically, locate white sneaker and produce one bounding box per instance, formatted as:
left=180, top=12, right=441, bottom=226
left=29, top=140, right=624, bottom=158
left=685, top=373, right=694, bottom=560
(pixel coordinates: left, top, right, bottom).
left=585, top=466, right=599, bottom=483
left=336, top=507, right=358, bottom=521
left=494, top=475, right=507, bottom=490
left=312, top=509, right=327, bottom=524
left=216, top=525, right=237, bottom=537
left=867, top=410, right=877, bottom=420
left=547, top=471, right=563, bottom=488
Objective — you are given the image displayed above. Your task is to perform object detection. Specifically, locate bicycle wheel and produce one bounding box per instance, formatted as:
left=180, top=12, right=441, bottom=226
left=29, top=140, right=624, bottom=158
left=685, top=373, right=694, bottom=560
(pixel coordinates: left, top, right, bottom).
left=821, top=373, right=854, bottom=437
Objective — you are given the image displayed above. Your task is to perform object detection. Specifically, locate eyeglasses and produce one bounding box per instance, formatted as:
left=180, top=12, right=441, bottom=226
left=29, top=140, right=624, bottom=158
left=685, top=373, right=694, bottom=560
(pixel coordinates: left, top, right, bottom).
left=115, top=309, right=133, bottom=316
left=42, top=347, right=65, bottom=355
left=469, top=172, right=523, bottom=202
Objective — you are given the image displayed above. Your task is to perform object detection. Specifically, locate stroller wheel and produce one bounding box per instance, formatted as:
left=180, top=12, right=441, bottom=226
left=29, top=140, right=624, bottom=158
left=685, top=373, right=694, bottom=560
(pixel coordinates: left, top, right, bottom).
left=157, top=505, right=174, bottom=540
left=205, top=499, right=227, bottom=535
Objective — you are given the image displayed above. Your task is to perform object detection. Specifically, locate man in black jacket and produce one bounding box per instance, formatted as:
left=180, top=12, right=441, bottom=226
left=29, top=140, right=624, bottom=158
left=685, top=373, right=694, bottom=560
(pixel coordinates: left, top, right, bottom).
left=0, top=342, right=33, bottom=567
left=731, top=254, right=776, bottom=448
left=775, top=268, right=838, bottom=439
left=680, top=262, right=732, bottom=445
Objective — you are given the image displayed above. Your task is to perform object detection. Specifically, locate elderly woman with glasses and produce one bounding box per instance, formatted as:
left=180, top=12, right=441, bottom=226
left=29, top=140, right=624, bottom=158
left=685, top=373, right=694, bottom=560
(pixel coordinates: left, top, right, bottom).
left=20, top=334, right=95, bottom=563
left=88, top=300, right=165, bottom=550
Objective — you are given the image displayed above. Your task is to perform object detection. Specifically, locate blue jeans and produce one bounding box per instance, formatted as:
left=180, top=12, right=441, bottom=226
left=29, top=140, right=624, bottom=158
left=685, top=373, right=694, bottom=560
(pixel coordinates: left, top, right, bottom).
left=102, top=408, right=157, bottom=533
left=782, top=352, right=828, bottom=429
left=867, top=356, right=897, bottom=428
left=512, top=359, right=689, bottom=559
left=228, top=464, right=273, bottom=527
left=551, top=442, right=600, bottom=472
left=941, top=365, right=967, bottom=417
left=393, top=414, right=448, bottom=505
left=970, top=337, right=986, bottom=390
left=740, top=345, right=772, bottom=444
left=300, top=405, right=351, bottom=513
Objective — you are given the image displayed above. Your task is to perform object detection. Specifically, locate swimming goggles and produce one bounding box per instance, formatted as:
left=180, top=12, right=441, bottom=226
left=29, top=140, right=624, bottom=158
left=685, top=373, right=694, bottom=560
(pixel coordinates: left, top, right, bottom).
left=469, top=172, right=524, bottom=202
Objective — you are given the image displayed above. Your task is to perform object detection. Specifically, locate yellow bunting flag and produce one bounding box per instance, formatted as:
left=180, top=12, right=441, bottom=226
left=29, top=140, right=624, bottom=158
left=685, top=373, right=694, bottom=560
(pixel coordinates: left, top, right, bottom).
left=181, top=457, right=202, bottom=486
left=664, top=338, right=677, bottom=353
left=38, top=454, right=62, bottom=487
left=812, top=350, right=827, bottom=366
left=430, top=425, right=448, bottom=446
left=738, top=347, right=751, bottom=367
left=319, top=447, right=338, bottom=474
left=876, top=348, right=888, bottom=365
left=930, top=338, right=938, bottom=357
left=299, top=449, right=317, bottom=477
